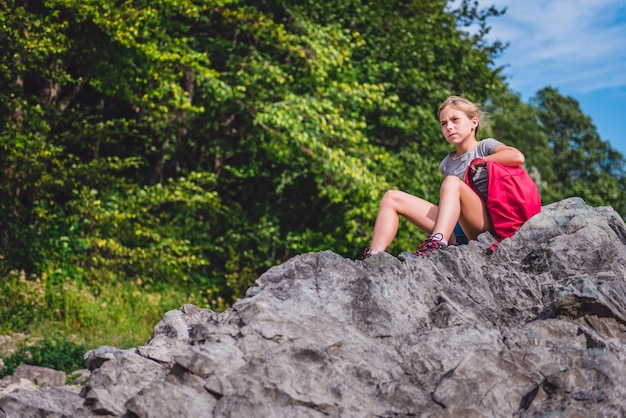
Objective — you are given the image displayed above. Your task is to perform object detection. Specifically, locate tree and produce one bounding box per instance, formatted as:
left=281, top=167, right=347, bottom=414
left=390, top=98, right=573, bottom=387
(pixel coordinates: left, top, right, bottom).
left=488, top=88, right=626, bottom=216
left=7, top=0, right=622, bottom=310
left=0, top=0, right=511, bottom=288
left=532, top=87, right=626, bottom=214
left=487, top=91, right=553, bottom=199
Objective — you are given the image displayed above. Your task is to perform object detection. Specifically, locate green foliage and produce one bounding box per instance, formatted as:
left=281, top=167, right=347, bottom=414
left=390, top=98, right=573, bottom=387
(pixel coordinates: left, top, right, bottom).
left=489, top=88, right=626, bottom=215
left=532, top=87, right=626, bottom=214
left=487, top=91, right=554, bottom=199
left=0, top=335, right=87, bottom=378
left=0, top=267, right=209, bottom=348
left=61, top=173, right=221, bottom=287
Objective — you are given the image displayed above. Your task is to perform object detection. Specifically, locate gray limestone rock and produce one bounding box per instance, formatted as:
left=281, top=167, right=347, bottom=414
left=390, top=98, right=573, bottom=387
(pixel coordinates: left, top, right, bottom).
left=13, top=365, right=66, bottom=387
left=1, top=197, right=626, bottom=417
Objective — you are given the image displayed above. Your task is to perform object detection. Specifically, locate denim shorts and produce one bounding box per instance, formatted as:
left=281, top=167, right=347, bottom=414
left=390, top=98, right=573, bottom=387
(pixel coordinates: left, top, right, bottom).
left=454, top=222, right=469, bottom=245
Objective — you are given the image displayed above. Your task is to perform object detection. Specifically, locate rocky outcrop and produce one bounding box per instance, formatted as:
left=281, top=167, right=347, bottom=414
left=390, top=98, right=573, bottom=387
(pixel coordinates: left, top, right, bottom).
left=1, top=197, right=626, bottom=417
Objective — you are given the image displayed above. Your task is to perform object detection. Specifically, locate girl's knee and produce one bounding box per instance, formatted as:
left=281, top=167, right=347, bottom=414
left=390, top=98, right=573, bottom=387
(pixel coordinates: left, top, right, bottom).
left=380, top=189, right=402, bottom=208
left=442, top=175, right=463, bottom=186
left=382, top=189, right=401, bottom=200
left=440, top=176, right=463, bottom=192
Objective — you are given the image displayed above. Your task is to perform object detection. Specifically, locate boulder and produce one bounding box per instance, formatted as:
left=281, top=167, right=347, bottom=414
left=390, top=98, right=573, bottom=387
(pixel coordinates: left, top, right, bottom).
left=12, top=365, right=66, bottom=388
left=1, top=197, right=626, bottom=417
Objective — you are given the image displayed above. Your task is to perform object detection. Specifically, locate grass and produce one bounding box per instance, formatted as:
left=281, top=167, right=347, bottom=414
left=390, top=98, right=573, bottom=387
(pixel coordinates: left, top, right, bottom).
left=0, top=269, right=224, bottom=375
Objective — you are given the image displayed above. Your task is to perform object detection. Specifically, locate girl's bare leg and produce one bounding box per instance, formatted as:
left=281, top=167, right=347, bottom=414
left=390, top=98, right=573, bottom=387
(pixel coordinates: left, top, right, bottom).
left=432, top=176, right=490, bottom=240
left=369, top=190, right=439, bottom=252
left=369, top=177, right=491, bottom=254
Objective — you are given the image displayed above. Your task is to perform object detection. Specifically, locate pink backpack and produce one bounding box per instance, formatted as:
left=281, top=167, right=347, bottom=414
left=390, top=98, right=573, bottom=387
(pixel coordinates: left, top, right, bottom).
left=465, top=158, right=541, bottom=250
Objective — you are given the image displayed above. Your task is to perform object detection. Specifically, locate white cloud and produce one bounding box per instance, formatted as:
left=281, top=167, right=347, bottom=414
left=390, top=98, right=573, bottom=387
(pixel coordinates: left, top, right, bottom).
left=476, top=0, right=626, bottom=95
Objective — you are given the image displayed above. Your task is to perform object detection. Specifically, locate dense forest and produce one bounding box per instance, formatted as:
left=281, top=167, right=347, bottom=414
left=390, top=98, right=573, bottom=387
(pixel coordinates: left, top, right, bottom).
left=1, top=0, right=624, bottom=361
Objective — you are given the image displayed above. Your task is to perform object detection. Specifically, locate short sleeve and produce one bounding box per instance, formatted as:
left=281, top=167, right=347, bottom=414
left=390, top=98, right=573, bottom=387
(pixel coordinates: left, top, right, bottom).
left=479, top=138, right=504, bottom=155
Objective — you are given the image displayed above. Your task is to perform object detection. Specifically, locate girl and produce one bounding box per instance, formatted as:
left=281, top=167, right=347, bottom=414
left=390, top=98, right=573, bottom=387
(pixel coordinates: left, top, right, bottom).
left=363, top=96, right=525, bottom=260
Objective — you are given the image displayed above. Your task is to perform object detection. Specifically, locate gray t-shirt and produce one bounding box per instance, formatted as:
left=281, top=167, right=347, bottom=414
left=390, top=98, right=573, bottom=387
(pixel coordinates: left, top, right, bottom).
left=439, top=138, right=503, bottom=195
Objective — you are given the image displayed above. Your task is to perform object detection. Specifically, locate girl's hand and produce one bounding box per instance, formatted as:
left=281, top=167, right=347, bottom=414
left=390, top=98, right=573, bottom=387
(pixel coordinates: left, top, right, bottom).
left=469, top=161, right=486, bottom=174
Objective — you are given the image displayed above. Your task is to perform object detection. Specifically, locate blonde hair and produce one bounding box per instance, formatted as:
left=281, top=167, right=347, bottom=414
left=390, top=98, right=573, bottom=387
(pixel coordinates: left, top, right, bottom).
left=438, top=96, right=485, bottom=136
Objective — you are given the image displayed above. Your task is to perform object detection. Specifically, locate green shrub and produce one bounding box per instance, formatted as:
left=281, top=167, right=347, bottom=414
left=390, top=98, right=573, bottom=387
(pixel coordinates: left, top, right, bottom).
left=0, top=335, right=87, bottom=379
left=0, top=268, right=211, bottom=351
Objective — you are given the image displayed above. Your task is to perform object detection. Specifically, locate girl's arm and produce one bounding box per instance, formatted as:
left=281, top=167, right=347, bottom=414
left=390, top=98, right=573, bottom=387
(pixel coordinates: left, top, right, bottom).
left=482, top=144, right=525, bottom=166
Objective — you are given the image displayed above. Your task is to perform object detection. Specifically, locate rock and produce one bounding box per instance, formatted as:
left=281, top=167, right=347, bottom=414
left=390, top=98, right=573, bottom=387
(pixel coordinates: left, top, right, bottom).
left=0, top=386, right=88, bottom=418
left=84, top=345, right=136, bottom=371
left=1, top=197, right=626, bottom=417
left=81, top=351, right=168, bottom=416
left=13, top=365, right=66, bottom=387
left=0, top=377, right=38, bottom=397
left=68, top=369, right=90, bottom=386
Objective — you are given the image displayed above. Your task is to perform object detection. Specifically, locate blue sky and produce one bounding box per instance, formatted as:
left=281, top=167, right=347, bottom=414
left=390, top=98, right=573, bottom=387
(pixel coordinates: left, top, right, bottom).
left=472, top=0, right=626, bottom=156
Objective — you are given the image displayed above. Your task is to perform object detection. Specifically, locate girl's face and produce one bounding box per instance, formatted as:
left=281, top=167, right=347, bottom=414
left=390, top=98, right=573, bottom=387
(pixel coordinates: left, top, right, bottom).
left=439, top=105, right=479, bottom=146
